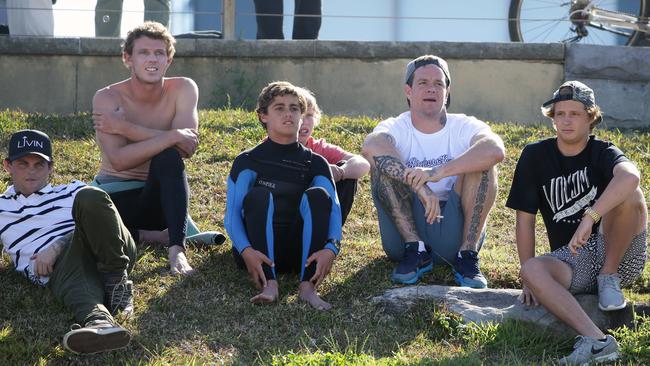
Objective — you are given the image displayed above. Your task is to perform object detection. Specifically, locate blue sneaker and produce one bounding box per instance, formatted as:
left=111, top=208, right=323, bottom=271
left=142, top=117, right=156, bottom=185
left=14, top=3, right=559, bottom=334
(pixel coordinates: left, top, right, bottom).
left=453, top=250, right=488, bottom=288
left=391, top=243, right=433, bottom=284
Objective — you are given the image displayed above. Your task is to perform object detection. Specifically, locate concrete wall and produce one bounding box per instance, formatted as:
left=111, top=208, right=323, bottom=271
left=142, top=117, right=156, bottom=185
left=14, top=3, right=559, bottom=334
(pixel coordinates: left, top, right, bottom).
left=565, top=44, right=650, bottom=129
left=0, top=37, right=607, bottom=126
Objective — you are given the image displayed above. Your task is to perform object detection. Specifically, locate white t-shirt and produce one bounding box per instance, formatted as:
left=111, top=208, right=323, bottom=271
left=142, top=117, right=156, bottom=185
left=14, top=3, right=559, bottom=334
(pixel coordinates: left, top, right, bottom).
left=373, top=112, right=490, bottom=200
left=0, top=181, right=85, bottom=285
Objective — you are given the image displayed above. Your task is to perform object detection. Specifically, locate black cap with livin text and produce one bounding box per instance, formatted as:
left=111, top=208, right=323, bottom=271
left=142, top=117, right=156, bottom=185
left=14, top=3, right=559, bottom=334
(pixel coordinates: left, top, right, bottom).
left=7, top=129, right=53, bottom=162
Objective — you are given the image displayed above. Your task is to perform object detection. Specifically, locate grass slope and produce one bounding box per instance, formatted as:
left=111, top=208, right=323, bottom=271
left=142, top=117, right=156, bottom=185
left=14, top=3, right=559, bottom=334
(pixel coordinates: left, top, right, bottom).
left=0, top=109, right=648, bottom=365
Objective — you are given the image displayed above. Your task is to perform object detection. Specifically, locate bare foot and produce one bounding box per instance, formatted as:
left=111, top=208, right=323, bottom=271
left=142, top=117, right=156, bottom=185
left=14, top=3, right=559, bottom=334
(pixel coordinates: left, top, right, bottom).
left=299, top=281, right=332, bottom=311
left=250, top=280, right=279, bottom=304
left=139, top=229, right=169, bottom=246
left=169, top=245, right=195, bottom=276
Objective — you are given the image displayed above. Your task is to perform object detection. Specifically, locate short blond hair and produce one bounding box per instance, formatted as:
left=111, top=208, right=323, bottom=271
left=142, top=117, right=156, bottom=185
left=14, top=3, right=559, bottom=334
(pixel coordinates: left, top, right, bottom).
left=298, top=87, right=322, bottom=124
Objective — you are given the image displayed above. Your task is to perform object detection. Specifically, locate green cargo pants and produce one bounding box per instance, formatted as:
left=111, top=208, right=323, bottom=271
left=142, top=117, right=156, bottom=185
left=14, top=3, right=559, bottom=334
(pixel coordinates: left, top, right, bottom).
left=49, top=187, right=137, bottom=324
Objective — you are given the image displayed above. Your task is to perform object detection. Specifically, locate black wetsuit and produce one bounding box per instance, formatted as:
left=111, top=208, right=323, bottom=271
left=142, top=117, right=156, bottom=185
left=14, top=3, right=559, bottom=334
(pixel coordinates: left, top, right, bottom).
left=225, top=139, right=342, bottom=281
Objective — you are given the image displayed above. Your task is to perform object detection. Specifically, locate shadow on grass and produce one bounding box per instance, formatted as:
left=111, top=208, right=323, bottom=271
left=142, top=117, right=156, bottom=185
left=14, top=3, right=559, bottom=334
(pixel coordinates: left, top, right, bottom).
left=123, top=244, right=512, bottom=365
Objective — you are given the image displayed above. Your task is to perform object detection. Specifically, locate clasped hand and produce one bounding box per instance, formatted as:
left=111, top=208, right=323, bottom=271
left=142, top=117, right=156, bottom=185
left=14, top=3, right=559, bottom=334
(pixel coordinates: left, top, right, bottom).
left=30, top=245, right=59, bottom=277
left=173, top=128, right=199, bottom=158
left=404, top=167, right=441, bottom=191
left=93, top=107, right=125, bottom=135
left=567, top=216, right=594, bottom=255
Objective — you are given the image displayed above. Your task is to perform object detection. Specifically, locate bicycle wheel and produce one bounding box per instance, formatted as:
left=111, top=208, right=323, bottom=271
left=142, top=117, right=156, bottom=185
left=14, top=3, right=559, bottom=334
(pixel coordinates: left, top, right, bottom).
left=509, top=0, right=649, bottom=46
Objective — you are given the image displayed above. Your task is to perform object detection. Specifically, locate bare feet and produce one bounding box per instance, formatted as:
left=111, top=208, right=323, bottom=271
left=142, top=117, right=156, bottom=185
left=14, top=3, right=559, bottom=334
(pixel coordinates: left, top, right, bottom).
left=169, top=245, right=195, bottom=276
left=250, top=280, right=279, bottom=304
left=139, top=229, right=169, bottom=246
left=299, top=281, right=332, bottom=311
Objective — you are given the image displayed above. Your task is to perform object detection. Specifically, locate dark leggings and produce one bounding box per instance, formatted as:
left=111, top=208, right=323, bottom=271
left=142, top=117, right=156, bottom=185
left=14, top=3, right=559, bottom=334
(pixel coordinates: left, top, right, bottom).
left=233, top=186, right=331, bottom=281
left=108, top=148, right=189, bottom=247
left=253, top=0, right=322, bottom=39
left=336, top=178, right=357, bottom=226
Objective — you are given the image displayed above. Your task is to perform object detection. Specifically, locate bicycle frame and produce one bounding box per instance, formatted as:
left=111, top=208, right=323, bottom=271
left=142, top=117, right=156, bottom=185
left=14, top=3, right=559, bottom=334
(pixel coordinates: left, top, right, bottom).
left=573, top=1, right=650, bottom=33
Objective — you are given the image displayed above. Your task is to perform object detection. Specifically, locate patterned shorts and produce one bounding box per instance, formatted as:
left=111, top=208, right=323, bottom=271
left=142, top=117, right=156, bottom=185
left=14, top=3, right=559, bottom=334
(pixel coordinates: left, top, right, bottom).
left=545, top=230, right=648, bottom=294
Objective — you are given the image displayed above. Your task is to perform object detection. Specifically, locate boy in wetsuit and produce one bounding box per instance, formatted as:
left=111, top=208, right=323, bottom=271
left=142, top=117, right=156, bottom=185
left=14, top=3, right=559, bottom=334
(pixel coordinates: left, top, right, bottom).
left=224, top=81, right=342, bottom=310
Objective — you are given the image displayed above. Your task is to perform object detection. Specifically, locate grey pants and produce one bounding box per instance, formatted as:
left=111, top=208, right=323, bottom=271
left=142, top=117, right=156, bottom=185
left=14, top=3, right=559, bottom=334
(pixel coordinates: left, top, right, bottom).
left=372, top=188, right=472, bottom=265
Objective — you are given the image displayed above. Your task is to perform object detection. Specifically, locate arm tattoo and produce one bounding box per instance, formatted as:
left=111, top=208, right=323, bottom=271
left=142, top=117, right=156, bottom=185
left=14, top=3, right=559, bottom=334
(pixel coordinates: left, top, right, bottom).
left=466, top=171, right=489, bottom=249
left=373, top=155, right=407, bottom=181
left=371, top=166, right=420, bottom=242
left=379, top=132, right=395, bottom=145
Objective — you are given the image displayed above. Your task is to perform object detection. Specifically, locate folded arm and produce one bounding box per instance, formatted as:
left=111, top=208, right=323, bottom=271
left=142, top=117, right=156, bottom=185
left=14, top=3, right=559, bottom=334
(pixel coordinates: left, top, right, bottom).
left=336, top=152, right=370, bottom=180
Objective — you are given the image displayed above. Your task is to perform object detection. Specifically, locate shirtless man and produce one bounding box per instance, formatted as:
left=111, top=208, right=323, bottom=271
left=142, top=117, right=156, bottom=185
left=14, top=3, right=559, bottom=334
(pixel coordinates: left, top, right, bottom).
left=92, top=22, right=199, bottom=275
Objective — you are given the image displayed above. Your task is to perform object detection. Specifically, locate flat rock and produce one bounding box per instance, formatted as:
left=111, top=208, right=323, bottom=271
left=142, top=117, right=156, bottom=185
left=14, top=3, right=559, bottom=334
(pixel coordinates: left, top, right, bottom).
left=372, top=285, right=638, bottom=336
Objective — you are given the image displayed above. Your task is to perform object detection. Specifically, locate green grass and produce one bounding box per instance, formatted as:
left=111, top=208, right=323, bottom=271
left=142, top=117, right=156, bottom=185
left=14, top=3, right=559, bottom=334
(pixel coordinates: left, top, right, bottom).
left=0, top=109, right=648, bottom=365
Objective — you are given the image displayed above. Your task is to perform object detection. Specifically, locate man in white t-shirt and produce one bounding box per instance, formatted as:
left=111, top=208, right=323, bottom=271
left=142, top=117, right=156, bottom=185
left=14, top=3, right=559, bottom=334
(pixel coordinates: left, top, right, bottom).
left=362, top=55, right=504, bottom=287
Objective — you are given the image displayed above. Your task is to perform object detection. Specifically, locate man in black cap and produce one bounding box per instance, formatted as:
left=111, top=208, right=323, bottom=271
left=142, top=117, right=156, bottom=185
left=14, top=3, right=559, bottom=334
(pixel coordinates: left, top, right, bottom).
left=507, top=81, right=647, bottom=365
left=1, top=129, right=137, bottom=354
left=362, top=55, right=505, bottom=287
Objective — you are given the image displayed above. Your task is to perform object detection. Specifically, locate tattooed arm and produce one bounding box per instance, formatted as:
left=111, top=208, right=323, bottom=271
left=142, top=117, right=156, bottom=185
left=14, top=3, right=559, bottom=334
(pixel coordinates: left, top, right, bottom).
left=404, top=130, right=505, bottom=192
left=363, top=132, right=441, bottom=232
left=441, top=130, right=504, bottom=177
left=362, top=132, right=403, bottom=178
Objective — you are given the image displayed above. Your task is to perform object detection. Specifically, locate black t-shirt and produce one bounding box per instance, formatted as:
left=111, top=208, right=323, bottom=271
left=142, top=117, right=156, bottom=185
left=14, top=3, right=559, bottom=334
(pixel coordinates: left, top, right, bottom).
left=506, top=136, right=629, bottom=251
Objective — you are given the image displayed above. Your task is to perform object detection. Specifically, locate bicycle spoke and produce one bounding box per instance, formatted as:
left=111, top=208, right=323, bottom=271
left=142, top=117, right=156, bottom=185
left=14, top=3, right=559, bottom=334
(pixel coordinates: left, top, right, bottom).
left=528, top=19, right=566, bottom=41
left=511, top=0, right=647, bottom=45
left=591, top=29, right=607, bottom=43
left=540, top=19, right=565, bottom=42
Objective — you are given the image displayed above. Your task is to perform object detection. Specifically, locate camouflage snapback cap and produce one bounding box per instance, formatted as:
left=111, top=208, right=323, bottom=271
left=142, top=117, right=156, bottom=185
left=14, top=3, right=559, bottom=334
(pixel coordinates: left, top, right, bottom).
left=542, top=80, right=595, bottom=108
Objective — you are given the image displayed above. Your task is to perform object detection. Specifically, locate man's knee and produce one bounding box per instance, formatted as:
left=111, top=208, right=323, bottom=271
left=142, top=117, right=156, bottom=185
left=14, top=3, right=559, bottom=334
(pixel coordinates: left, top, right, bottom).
left=73, top=186, right=110, bottom=212
left=609, top=188, right=646, bottom=218
left=519, top=257, right=548, bottom=285
left=456, top=167, right=498, bottom=196
left=150, top=148, right=184, bottom=173
left=304, top=186, right=330, bottom=206
left=520, top=256, right=573, bottom=288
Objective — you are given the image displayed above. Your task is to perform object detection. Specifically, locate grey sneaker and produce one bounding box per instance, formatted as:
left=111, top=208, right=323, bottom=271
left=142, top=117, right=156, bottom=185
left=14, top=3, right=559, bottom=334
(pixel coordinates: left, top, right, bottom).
left=62, top=319, right=131, bottom=354
left=559, top=335, right=619, bottom=365
left=597, top=273, right=626, bottom=311
left=104, top=273, right=134, bottom=317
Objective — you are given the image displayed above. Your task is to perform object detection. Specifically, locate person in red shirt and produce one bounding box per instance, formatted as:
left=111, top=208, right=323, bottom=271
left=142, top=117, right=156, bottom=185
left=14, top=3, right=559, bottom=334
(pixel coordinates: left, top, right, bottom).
left=298, top=88, right=370, bottom=225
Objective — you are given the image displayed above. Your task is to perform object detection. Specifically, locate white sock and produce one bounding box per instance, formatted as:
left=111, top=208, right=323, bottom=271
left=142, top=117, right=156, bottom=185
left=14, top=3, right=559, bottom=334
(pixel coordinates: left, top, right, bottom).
left=418, top=241, right=426, bottom=252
